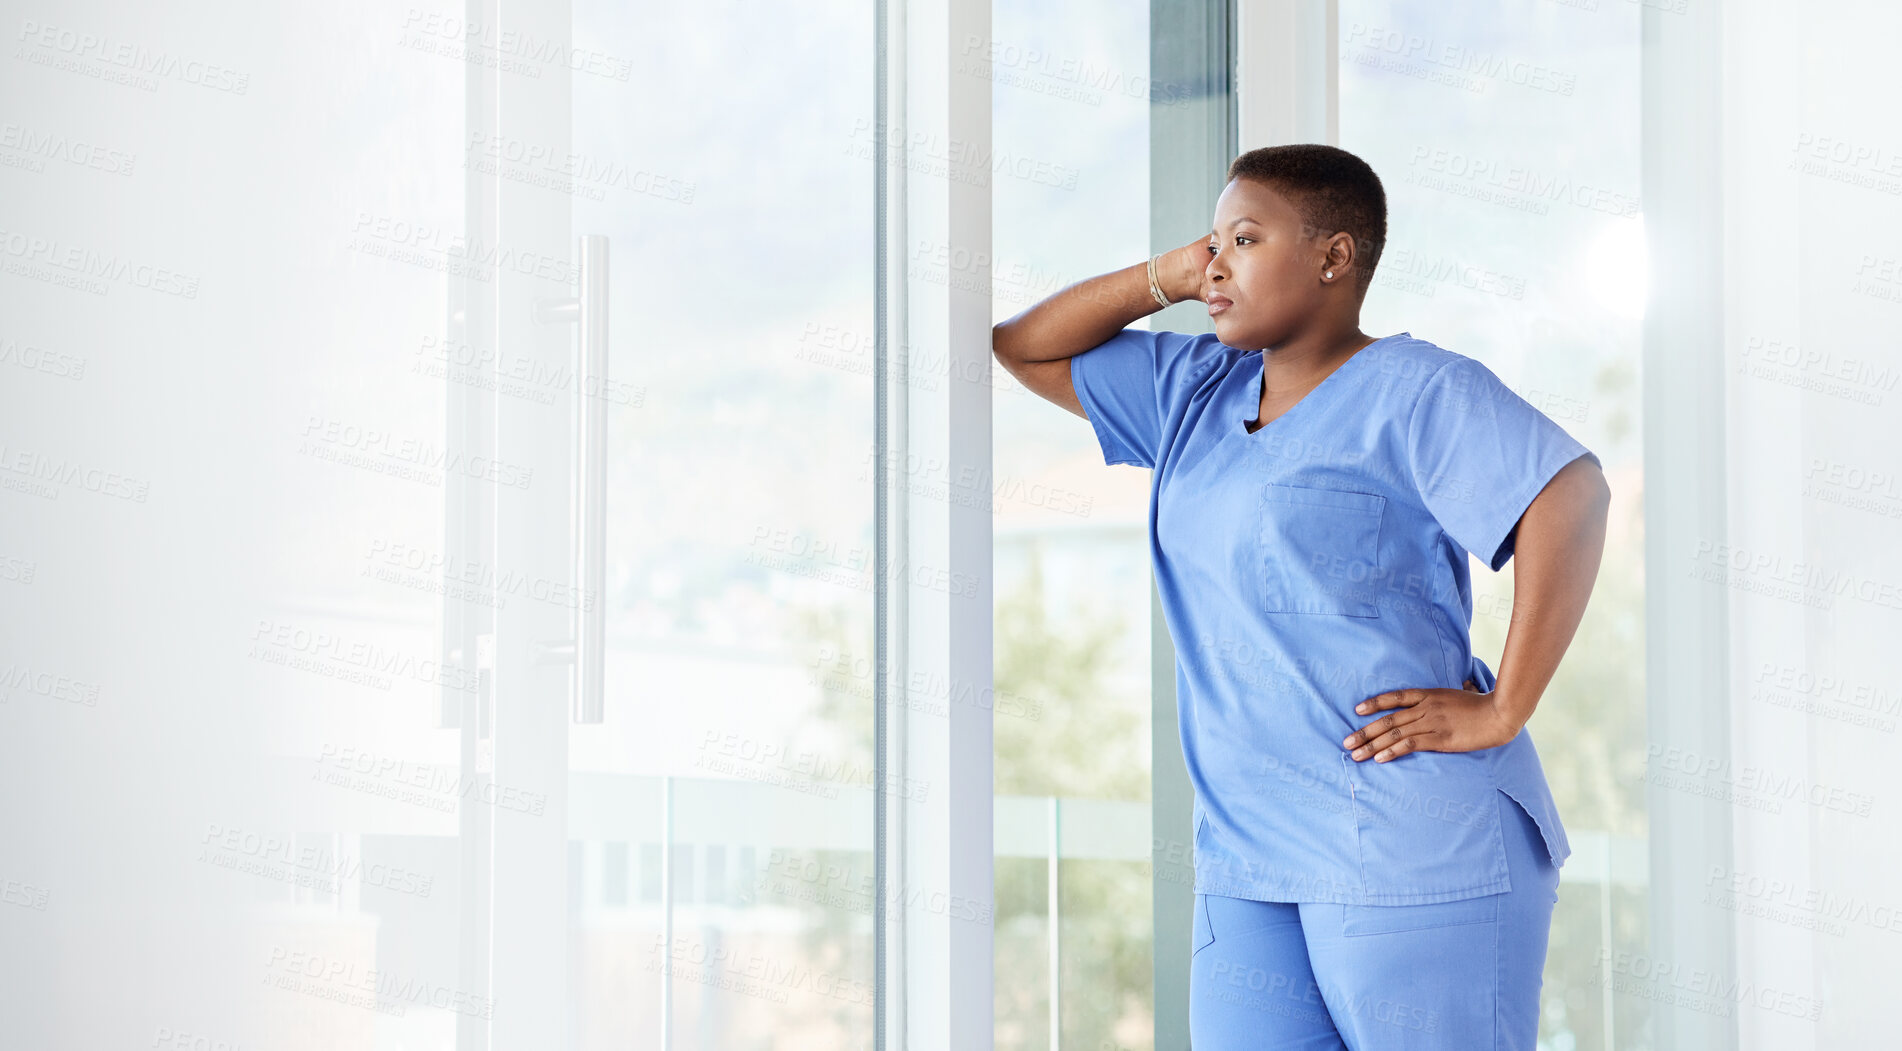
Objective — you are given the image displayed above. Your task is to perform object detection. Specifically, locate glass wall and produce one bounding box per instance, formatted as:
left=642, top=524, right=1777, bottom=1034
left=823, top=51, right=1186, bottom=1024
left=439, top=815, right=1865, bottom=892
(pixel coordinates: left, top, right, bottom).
left=45, top=0, right=1902, bottom=1048
left=0, top=1, right=884, bottom=1048
left=1338, top=2, right=1647, bottom=1047
left=988, top=3, right=1159, bottom=1049
left=565, top=1, right=881, bottom=1048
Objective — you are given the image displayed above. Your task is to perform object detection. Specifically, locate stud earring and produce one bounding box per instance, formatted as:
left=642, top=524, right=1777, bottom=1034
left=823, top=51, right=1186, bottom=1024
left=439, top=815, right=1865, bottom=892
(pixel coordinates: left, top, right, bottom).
left=1324, top=270, right=1333, bottom=279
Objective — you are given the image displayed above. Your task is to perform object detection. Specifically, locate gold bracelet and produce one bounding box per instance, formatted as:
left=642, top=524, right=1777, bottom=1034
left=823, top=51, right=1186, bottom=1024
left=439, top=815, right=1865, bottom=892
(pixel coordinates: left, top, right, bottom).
left=1147, top=254, right=1172, bottom=308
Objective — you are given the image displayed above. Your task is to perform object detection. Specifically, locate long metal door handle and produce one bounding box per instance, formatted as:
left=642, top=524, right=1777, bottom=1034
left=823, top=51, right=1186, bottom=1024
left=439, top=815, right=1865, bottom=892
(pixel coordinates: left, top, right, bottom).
left=573, top=235, right=608, bottom=724
left=532, top=234, right=609, bottom=723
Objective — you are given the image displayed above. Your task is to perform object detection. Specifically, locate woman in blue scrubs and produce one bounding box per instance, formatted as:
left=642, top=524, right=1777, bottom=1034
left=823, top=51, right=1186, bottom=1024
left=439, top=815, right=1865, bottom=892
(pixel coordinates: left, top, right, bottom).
left=992, top=144, right=1612, bottom=1050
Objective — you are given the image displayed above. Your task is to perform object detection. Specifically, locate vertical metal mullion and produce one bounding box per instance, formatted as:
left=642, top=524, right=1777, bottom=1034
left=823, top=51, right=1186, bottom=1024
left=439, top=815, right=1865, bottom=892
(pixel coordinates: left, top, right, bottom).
left=946, top=0, right=994, bottom=1043
left=1640, top=1, right=1736, bottom=1049
left=1205, top=11, right=1731, bottom=1051
left=873, top=0, right=891, bottom=1042
left=883, top=0, right=986, bottom=1043
left=661, top=775, right=673, bottom=1048
left=1599, top=841, right=1614, bottom=1051
left=454, top=0, right=500, bottom=1043
left=1235, top=0, right=1336, bottom=149
left=1048, top=796, right=1062, bottom=1051
left=874, top=0, right=914, bottom=1043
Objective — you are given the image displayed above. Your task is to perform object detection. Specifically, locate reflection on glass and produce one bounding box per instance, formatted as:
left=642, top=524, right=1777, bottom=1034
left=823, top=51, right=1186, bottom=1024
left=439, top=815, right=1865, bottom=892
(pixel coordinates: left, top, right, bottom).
left=992, top=1, right=1159, bottom=1048
left=566, top=1, right=879, bottom=1047
left=1341, top=1, right=1647, bottom=1046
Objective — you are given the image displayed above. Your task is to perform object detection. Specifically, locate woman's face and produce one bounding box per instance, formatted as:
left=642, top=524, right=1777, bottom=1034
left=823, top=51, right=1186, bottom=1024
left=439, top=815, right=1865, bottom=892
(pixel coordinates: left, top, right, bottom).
left=1203, top=178, right=1346, bottom=350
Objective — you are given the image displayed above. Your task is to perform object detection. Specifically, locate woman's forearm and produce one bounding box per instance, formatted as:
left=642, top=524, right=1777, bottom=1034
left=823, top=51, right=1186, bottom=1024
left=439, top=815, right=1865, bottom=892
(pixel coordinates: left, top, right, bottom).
left=1492, top=456, right=1612, bottom=725
left=992, top=239, right=1206, bottom=364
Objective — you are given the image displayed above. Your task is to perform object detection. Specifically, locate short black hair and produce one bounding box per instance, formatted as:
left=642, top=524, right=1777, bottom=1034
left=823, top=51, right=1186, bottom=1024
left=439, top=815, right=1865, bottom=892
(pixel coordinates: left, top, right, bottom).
left=1225, top=144, right=1387, bottom=294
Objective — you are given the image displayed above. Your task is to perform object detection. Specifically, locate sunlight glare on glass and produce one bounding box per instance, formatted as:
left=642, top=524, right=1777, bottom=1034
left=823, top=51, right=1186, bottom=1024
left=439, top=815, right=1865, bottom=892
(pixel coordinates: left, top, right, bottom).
left=1582, top=214, right=1647, bottom=321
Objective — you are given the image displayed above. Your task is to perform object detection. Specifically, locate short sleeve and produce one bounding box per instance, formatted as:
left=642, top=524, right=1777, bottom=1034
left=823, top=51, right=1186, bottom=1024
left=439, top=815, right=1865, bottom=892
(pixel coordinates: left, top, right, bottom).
left=1405, top=356, right=1602, bottom=572
left=1070, top=327, right=1232, bottom=469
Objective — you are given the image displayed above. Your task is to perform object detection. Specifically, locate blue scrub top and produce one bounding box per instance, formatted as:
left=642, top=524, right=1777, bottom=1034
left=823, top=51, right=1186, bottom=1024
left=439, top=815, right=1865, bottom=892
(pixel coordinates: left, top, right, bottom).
left=1071, top=328, right=1601, bottom=906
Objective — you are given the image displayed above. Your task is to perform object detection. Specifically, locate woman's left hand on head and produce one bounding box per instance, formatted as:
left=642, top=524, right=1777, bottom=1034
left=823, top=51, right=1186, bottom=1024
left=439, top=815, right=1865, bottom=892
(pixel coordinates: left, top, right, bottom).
left=1341, top=679, right=1524, bottom=762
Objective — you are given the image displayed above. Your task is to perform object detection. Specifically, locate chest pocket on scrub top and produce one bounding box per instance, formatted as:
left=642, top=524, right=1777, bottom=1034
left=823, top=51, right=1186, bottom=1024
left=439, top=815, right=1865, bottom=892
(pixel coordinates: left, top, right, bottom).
left=1258, top=484, right=1386, bottom=618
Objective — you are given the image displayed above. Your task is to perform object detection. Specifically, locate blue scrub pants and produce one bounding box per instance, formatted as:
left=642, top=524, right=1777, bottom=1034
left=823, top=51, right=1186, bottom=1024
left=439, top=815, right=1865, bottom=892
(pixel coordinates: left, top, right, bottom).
left=1188, top=792, right=1560, bottom=1050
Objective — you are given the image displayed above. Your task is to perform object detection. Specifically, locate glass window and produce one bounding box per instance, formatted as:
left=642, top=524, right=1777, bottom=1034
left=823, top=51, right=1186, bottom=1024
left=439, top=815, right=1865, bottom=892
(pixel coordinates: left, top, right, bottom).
left=991, top=2, right=1162, bottom=1047
left=1339, top=3, right=1646, bottom=1047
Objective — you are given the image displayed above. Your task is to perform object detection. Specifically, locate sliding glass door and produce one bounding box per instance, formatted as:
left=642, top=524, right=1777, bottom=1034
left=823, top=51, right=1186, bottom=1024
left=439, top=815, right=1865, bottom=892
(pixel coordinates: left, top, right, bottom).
left=1, top=0, right=903, bottom=1047
left=553, top=1, right=881, bottom=1046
